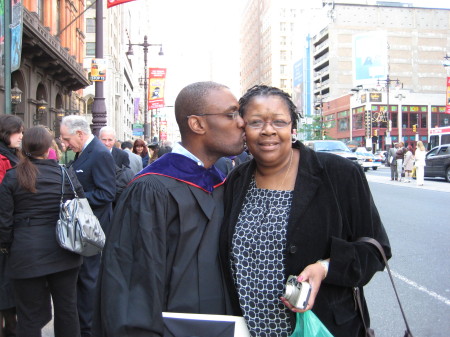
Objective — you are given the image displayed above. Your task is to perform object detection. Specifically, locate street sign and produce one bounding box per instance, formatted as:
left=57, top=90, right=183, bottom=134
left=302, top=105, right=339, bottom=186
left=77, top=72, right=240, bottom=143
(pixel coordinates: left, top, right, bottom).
left=132, top=123, right=144, bottom=136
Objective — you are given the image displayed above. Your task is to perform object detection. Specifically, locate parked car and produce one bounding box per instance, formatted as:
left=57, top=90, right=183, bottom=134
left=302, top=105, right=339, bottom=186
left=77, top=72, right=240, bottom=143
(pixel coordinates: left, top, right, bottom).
left=375, top=151, right=387, bottom=164
left=304, top=140, right=359, bottom=165
left=424, top=144, right=450, bottom=182
left=355, top=151, right=382, bottom=171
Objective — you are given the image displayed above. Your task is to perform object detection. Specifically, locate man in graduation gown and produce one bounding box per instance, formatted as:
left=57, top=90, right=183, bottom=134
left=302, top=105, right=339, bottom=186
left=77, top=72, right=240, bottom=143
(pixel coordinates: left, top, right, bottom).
left=94, top=81, right=245, bottom=337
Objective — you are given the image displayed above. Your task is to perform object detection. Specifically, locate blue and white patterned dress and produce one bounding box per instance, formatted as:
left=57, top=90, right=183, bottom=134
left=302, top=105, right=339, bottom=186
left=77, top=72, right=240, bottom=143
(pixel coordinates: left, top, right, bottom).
left=231, top=178, right=293, bottom=337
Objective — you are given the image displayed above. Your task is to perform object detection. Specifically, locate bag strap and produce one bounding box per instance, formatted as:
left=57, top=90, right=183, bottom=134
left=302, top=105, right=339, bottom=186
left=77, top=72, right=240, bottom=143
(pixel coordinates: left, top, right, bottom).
left=355, top=237, right=414, bottom=337
left=59, top=165, right=78, bottom=199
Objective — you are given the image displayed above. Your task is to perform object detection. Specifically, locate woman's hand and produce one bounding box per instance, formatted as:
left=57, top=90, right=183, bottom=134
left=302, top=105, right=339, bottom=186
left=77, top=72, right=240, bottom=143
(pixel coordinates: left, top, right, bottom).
left=280, top=260, right=328, bottom=313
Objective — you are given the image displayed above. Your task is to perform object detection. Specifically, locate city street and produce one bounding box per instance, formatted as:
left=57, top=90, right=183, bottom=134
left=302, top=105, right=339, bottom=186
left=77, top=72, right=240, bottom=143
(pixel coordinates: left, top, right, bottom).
left=42, top=166, right=450, bottom=336
left=363, top=166, right=450, bottom=337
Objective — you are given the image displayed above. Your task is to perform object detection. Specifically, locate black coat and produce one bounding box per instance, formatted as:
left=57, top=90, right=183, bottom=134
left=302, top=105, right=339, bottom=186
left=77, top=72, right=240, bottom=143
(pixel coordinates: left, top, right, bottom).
left=220, top=141, right=391, bottom=337
left=0, top=141, right=18, bottom=310
left=71, top=137, right=116, bottom=235
left=111, top=146, right=130, bottom=168
left=94, top=162, right=228, bottom=336
left=0, top=159, right=84, bottom=279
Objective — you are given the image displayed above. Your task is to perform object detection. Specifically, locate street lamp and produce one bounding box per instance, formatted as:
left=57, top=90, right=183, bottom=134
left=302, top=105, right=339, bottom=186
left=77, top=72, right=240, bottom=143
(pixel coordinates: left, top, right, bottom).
left=33, top=97, right=48, bottom=125
left=126, top=35, right=163, bottom=140
left=377, top=75, right=402, bottom=149
left=10, top=82, right=22, bottom=114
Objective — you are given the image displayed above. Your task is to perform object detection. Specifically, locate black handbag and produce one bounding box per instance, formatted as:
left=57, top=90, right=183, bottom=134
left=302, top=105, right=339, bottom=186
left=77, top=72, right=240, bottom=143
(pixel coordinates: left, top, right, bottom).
left=354, top=237, right=414, bottom=337
left=56, top=165, right=105, bottom=257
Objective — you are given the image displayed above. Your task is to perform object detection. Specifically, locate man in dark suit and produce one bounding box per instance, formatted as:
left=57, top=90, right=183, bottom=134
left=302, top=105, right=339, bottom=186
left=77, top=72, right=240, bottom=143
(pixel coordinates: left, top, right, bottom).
left=99, top=126, right=130, bottom=169
left=60, top=116, right=116, bottom=337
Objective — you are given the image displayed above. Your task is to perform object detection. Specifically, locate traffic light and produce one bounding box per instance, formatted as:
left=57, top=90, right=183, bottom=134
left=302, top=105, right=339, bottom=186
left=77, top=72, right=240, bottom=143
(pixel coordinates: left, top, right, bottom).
left=412, top=124, right=417, bottom=133
left=373, top=129, right=378, bottom=137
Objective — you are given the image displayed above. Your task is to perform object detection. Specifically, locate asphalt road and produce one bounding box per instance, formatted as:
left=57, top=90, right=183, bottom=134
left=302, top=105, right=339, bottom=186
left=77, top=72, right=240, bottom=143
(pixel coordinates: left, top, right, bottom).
left=42, top=166, right=450, bottom=337
left=363, top=167, right=450, bottom=337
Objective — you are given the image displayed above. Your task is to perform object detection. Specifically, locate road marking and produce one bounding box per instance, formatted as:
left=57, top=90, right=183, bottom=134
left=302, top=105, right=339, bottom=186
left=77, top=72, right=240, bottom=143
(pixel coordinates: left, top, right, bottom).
left=391, top=270, right=450, bottom=306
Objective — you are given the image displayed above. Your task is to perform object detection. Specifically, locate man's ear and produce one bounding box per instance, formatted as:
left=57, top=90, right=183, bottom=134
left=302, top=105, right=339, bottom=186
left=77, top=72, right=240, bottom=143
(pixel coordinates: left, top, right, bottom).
left=187, top=116, right=207, bottom=135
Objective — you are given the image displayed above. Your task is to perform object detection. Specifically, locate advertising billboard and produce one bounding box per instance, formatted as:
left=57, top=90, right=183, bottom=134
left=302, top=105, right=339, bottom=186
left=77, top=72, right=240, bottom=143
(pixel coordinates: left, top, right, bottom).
left=353, top=31, right=387, bottom=86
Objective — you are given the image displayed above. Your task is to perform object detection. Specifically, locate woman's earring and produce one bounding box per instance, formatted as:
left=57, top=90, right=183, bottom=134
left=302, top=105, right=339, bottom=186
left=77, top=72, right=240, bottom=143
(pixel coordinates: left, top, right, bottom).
left=291, top=130, right=297, bottom=143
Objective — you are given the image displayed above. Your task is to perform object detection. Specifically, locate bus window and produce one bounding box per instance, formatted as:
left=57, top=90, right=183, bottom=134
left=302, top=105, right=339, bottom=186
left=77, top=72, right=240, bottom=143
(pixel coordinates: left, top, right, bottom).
left=442, top=134, right=450, bottom=145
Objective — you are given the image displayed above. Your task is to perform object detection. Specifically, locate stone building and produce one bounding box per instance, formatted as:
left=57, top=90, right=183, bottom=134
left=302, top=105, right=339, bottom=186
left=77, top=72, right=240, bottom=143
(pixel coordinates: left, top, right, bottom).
left=1, top=0, right=89, bottom=136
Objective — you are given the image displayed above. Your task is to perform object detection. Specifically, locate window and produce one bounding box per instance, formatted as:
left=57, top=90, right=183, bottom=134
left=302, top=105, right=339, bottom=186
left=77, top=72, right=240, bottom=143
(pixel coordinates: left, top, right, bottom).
left=86, top=19, right=95, bottom=33
left=338, top=118, right=349, bottom=132
left=86, top=42, right=95, bottom=56
left=280, top=50, right=286, bottom=61
left=280, top=22, right=286, bottom=32
left=280, top=65, right=286, bottom=74
left=391, top=113, right=397, bottom=128
left=337, top=110, right=349, bottom=132
left=353, top=114, right=363, bottom=130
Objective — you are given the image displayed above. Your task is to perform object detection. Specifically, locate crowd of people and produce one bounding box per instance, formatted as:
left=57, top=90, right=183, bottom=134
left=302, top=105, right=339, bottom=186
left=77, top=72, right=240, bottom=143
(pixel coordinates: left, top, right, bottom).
left=387, top=140, right=426, bottom=186
left=0, top=82, right=393, bottom=337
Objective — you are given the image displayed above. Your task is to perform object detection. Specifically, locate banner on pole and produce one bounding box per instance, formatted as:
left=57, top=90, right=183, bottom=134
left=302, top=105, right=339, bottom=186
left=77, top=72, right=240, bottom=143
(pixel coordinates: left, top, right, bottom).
left=11, top=0, right=23, bottom=72
left=446, top=77, right=450, bottom=114
left=148, top=68, right=166, bottom=110
left=107, top=0, right=136, bottom=8
left=89, top=58, right=106, bottom=81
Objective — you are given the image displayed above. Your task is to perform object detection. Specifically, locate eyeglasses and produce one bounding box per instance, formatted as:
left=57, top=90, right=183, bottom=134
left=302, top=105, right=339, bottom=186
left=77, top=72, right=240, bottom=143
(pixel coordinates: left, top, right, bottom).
left=186, top=111, right=240, bottom=120
left=245, top=119, right=292, bottom=129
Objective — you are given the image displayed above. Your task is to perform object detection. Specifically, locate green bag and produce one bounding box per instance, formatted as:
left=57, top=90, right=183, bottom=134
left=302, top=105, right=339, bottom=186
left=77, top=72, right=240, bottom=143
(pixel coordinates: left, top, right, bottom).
left=290, top=311, right=334, bottom=337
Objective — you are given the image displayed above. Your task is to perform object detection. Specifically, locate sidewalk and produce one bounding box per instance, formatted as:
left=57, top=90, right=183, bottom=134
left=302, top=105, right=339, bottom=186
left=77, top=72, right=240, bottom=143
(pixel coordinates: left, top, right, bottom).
left=365, top=169, right=450, bottom=193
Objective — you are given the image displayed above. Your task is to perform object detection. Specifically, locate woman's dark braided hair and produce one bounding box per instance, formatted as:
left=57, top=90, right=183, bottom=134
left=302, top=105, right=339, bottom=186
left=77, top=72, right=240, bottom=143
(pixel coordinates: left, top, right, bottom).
left=238, top=85, right=299, bottom=130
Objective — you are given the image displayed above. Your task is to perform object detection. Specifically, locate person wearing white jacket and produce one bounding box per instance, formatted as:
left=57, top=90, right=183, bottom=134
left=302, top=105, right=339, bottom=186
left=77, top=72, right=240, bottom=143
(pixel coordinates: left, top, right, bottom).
left=414, top=141, right=427, bottom=186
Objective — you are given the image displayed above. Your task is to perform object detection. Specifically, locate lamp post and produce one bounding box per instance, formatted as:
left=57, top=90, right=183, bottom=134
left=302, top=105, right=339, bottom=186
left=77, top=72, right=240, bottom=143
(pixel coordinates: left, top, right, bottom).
left=33, top=97, right=48, bottom=125
left=395, top=92, right=406, bottom=144
left=11, top=82, right=22, bottom=114
left=91, top=0, right=107, bottom=137
left=377, top=75, right=402, bottom=149
left=126, top=36, right=163, bottom=140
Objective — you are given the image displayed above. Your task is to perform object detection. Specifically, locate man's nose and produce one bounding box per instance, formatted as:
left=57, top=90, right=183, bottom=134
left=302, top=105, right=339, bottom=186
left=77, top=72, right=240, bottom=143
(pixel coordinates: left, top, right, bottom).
left=236, top=115, right=245, bottom=128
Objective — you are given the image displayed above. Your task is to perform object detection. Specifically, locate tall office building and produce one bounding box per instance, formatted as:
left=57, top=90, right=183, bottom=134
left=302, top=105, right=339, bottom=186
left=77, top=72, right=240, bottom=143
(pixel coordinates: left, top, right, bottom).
left=240, top=0, right=310, bottom=95
left=311, top=2, right=449, bottom=104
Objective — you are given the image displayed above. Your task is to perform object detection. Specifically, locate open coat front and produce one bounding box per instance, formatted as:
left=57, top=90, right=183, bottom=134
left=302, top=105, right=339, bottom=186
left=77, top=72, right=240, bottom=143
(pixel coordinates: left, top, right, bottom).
left=220, top=141, right=391, bottom=337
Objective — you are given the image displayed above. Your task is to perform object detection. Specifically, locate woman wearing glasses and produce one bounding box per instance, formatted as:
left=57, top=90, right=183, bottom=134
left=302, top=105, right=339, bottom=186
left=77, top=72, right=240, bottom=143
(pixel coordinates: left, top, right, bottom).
left=219, top=85, right=391, bottom=337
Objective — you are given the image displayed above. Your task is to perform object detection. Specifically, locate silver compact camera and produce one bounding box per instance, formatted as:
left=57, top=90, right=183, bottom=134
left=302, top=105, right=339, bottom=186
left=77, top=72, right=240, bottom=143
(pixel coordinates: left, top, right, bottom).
left=283, top=275, right=311, bottom=310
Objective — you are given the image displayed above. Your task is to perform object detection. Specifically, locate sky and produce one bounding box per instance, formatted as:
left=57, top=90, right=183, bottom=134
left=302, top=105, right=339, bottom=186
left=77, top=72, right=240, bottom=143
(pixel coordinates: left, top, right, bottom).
left=127, top=0, right=450, bottom=105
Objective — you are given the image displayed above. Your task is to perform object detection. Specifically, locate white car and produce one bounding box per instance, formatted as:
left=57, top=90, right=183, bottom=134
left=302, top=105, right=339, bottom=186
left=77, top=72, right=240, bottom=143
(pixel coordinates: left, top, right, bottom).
left=304, top=140, right=359, bottom=165
left=355, top=151, right=382, bottom=171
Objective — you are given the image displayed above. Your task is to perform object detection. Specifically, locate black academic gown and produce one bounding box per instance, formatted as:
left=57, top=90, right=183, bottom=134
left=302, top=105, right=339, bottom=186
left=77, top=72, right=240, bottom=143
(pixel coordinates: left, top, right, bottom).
left=94, top=154, right=229, bottom=337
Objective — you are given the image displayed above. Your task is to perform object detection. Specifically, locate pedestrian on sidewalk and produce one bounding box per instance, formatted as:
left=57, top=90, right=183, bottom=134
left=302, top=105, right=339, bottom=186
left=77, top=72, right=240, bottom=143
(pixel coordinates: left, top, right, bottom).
left=414, top=141, right=426, bottom=186
left=396, top=142, right=405, bottom=181
left=387, top=143, right=398, bottom=181
left=0, top=114, right=23, bottom=337
left=0, top=126, right=83, bottom=337
left=403, top=145, right=414, bottom=183
left=60, top=116, right=116, bottom=337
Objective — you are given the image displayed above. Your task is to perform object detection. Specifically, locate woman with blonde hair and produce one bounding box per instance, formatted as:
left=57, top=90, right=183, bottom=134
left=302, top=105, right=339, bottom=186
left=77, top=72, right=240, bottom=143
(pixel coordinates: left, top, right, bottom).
left=414, top=141, right=426, bottom=186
